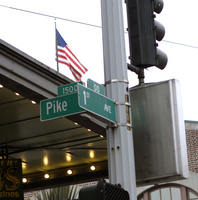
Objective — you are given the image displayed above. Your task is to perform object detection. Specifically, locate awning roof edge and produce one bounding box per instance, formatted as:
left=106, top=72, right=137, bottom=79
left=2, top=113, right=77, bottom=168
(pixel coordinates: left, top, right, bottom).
left=0, top=39, right=106, bottom=135
left=0, top=39, right=73, bottom=101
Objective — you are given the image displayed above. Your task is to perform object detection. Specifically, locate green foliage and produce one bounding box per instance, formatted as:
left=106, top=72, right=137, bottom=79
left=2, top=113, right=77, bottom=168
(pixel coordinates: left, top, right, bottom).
left=34, top=185, right=79, bottom=200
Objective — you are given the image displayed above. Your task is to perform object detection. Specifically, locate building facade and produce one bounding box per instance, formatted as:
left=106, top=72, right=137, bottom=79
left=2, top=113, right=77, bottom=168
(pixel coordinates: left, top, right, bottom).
left=137, top=121, right=198, bottom=200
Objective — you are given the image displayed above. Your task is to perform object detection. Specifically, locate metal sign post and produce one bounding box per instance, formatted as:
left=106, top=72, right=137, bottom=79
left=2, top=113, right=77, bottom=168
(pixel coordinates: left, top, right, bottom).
left=100, top=0, right=137, bottom=199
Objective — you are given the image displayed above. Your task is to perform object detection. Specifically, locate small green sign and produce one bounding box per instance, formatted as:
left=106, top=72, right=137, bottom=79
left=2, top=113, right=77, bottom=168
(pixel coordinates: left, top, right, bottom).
left=87, top=79, right=105, bottom=95
left=40, top=93, right=84, bottom=121
left=0, top=159, right=23, bottom=200
left=57, top=81, right=83, bottom=96
left=78, top=84, right=116, bottom=123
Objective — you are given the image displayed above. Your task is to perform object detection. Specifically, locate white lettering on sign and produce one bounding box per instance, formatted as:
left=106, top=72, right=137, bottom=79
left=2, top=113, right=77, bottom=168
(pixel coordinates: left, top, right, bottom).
left=83, top=91, right=90, bottom=105
left=93, top=84, right=100, bottom=93
left=62, top=84, right=78, bottom=95
left=46, top=100, right=67, bottom=115
left=104, top=104, right=111, bottom=113
left=46, top=102, right=52, bottom=115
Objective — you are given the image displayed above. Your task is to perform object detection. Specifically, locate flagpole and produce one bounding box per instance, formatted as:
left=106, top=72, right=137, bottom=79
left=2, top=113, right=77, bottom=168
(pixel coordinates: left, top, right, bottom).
left=55, top=20, right=59, bottom=72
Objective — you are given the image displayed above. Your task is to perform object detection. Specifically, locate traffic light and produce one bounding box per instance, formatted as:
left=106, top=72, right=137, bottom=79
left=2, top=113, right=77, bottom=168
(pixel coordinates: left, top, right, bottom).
left=126, top=0, right=168, bottom=70
left=79, top=179, right=129, bottom=200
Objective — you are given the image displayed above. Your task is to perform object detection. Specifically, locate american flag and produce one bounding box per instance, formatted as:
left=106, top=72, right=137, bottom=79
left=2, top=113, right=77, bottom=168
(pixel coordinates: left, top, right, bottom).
left=56, top=29, right=88, bottom=81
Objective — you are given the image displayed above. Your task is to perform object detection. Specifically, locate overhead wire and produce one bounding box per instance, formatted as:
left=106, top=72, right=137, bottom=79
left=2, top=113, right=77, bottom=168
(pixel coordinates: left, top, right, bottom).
left=163, top=40, right=198, bottom=49
left=0, top=4, right=198, bottom=49
left=0, top=4, right=101, bottom=29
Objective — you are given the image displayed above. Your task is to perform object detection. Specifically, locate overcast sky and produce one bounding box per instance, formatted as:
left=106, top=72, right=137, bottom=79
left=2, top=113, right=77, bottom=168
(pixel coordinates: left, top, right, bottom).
left=0, top=0, right=197, bottom=121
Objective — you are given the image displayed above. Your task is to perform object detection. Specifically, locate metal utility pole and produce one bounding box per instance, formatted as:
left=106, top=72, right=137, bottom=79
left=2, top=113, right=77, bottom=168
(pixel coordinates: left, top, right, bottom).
left=100, top=0, right=137, bottom=199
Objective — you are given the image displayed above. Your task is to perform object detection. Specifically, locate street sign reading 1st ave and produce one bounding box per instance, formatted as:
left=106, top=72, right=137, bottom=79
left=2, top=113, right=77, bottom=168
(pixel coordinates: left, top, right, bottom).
left=78, top=84, right=116, bottom=123
left=40, top=82, right=116, bottom=123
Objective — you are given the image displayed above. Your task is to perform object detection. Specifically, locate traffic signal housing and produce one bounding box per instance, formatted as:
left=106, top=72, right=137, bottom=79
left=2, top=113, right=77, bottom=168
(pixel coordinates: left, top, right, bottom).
left=126, top=0, right=168, bottom=70
left=79, top=179, right=129, bottom=200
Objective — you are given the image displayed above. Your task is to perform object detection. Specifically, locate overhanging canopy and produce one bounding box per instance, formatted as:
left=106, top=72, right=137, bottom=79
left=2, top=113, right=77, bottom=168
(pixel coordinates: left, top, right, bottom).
left=0, top=39, right=108, bottom=191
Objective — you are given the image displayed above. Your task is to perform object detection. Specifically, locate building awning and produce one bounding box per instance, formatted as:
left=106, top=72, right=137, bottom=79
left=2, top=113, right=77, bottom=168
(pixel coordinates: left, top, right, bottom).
left=0, top=39, right=108, bottom=191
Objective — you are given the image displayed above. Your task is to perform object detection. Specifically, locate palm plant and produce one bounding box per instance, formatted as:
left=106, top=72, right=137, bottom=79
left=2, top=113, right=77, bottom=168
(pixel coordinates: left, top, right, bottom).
left=34, top=185, right=79, bottom=200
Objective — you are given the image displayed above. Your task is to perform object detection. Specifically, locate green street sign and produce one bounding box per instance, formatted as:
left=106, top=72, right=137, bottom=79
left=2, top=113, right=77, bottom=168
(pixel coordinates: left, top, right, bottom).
left=87, top=78, right=105, bottom=95
left=78, top=84, right=116, bottom=123
left=40, top=93, right=84, bottom=121
left=58, top=81, right=83, bottom=96
left=40, top=81, right=116, bottom=123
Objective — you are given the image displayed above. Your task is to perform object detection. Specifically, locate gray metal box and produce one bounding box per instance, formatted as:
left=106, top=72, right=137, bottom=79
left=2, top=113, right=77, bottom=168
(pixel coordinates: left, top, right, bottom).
left=130, top=79, right=189, bottom=186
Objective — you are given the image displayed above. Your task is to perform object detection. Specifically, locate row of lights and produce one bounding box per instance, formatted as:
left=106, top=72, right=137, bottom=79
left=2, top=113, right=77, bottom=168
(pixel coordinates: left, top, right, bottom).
left=22, top=165, right=96, bottom=183
left=0, top=84, right=105, bottom=137
left=1, top=84, right=104, bottom=184
left=12, top=88, right=104, bottom=137
left=0, top=84, right=36, bottom=104
left=74, top=122, right=104, bottom=138
left=15, top=92, right=36, bottom=104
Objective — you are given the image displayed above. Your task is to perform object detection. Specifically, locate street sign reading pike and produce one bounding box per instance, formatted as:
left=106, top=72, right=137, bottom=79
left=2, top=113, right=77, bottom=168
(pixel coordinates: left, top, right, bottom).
left=40, top=93, right=84, bottom=121
left=78, top=84, right=116, bottom=123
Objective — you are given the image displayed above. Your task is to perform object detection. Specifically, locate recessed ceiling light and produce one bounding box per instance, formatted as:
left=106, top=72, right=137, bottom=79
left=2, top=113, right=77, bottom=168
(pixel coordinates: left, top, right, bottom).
left=74, top=122, right=78, bottom=125
left=88, top=129, right=91, bottom=132
left=44, top=174, right=50, bottom=179
left=22, top=178, right=28, bottom=183
left=89, top=150, right=94, bottom=158
left=67, top=170, right=73, bottom=175
left=31, top=100, right=36, bottom=104
left=66, top=155, right=71, bottom=162
left=43, top=157, right=48, bottom=166
left=0, top=84, right=3, bottom=88
left=90, top=166, right=96, bottom=171
left=15, top=92, right=20, bottom=96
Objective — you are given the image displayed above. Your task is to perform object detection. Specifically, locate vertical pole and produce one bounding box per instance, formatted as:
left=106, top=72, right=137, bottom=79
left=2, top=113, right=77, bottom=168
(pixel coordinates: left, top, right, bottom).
left=55, top=20, right=59, bottom=72
left=138, top=68, right=145, bottom=85
left=100, top=0, right=137, bottom=199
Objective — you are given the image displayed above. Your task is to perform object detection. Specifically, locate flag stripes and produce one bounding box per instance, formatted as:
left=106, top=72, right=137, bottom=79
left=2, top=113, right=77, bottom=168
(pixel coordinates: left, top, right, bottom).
left=56, top=29, right=88, bottom=81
